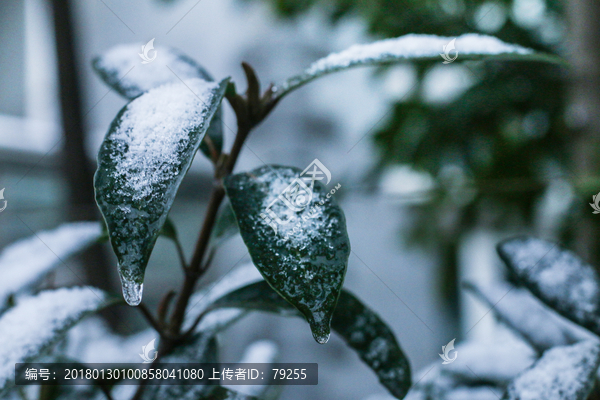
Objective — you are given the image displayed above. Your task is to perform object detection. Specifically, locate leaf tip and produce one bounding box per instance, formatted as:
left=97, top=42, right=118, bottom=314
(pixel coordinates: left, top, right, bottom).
left=120, top=276, right=143, bottom=306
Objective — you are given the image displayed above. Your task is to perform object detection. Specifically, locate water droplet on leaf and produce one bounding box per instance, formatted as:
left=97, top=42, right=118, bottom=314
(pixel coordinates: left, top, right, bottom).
left=310, top=321, right=331, bottom=344
left=120, top=276, right=143, bottom=306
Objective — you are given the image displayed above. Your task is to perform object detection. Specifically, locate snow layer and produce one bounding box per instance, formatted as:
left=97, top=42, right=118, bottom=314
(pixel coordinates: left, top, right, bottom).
left=505, top=340, right=600, bottom=400
left=306, top=34, right=531, bottom=75
left=0, top=222, right=102, bottom=305
left=0, top=287, right=105, bottom=390
left=94, top=44, right=212, bottom=99
left=108, top=78, right=219, bottom=202
left=278, top=33, right=535, bottom=95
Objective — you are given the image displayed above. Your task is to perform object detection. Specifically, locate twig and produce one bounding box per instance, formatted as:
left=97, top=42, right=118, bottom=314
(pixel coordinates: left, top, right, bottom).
left=173, top=236, right=188, bottom=270
left=157, top=290, right=176, bottom=326
left=138, top=303, right=163, bottom=335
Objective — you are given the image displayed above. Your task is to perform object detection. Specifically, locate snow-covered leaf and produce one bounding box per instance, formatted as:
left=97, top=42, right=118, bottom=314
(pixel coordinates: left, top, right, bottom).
left=274, top=33, right=564, bottom=99
left=183, top=263, right=263, bottom=334
left=66, top=317, right=156, bottom=363
left=93, top=44, right=212, bottom=99
left=92, top=43, right=223, bottom=162
left=0, top=287, right=107, bottom=393
left=224, top=165, right=350, bottom=344
left=208, top=281, right=411, bottom=399
left=406, top=333, right=535, bottom=399
left=0, top=222, right=102, bottom=306
left=464, top=281, right=594, bottom=353
left=497, top=237, right=600, bottom=337
left=504, top=340, right=600, bottom=400
left=95, top=78, right=228, bottom=306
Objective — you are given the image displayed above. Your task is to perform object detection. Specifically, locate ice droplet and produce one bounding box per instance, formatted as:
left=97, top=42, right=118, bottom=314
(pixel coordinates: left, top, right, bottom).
left=310, top=321, right=331, bottom=344
left=120, top=276, right=143, bottom=306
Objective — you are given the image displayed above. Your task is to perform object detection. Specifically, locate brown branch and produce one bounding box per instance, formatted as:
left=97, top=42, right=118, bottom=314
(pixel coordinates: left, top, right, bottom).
left=138, top=303, right=163, bottom=335
left=157, top=290, right=176, bottom=326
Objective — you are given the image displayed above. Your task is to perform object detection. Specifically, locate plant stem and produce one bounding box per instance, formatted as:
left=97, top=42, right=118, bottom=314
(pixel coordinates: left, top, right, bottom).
left=132, top=64, right=279, bottom=400
left=138, top=303, right=163, bottom=335
left=166, top=77, right=255, bottom=337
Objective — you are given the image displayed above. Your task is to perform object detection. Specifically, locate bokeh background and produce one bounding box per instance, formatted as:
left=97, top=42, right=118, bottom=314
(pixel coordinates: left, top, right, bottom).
left=1, top=0, right=599, bottom=398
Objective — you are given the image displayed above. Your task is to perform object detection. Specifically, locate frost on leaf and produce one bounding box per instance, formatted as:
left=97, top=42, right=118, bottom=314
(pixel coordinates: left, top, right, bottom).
left=504, top=340, right=600, bottom=400
left=224, top=165, right=351, bottom=344
left=184, top=263, right=263, bottom=334
left=95, top=78, right=228, bottom=306
left=275, top=33, right=559, bottom=99
left=497, top=237, right=600, bottom=336
left=0, top=222, right=102, bottom=306
left=0, top=287, right=106, bottom=392
left=465, top=281, right=594, bottom=353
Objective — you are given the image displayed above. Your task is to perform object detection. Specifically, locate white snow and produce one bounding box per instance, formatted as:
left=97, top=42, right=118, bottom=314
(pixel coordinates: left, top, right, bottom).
left=466, top=281, right=595, bottom=352
left=66, top=317, right=156, bottom=363
left=183, top=263, right=263, bottom=332
left=304, top=33, right=532, bottom=76
left=256, top=167, right=340, bottom=248
left=108, top=78, right=219, bottom=201
left=407, top=332, right=536, bottom=399
left=0, top=287, right=106, bottom=390
left=95, top=44, right=210, bottom=99
left=0, top=222, right=102, bottom=305
left=442, top=334, right=536, bottom=385
left=505, top=340, right=600, bottom=400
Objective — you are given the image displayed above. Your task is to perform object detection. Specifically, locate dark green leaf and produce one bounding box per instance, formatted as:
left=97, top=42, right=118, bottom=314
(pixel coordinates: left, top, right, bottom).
left=503, top=340, right=600, bottom=400
left=159, top=217, right=179, bottom=242
left=210, top=281, right=411, bottom=399
left=95, top=78, right=229, bottom=306
left=497, top=237, right=600, bottom=336
left=274, top=33, right=565, bottom=100
left=92, top=43, right=223, bottom=161
left=224, top=165, right=350, bottom=344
